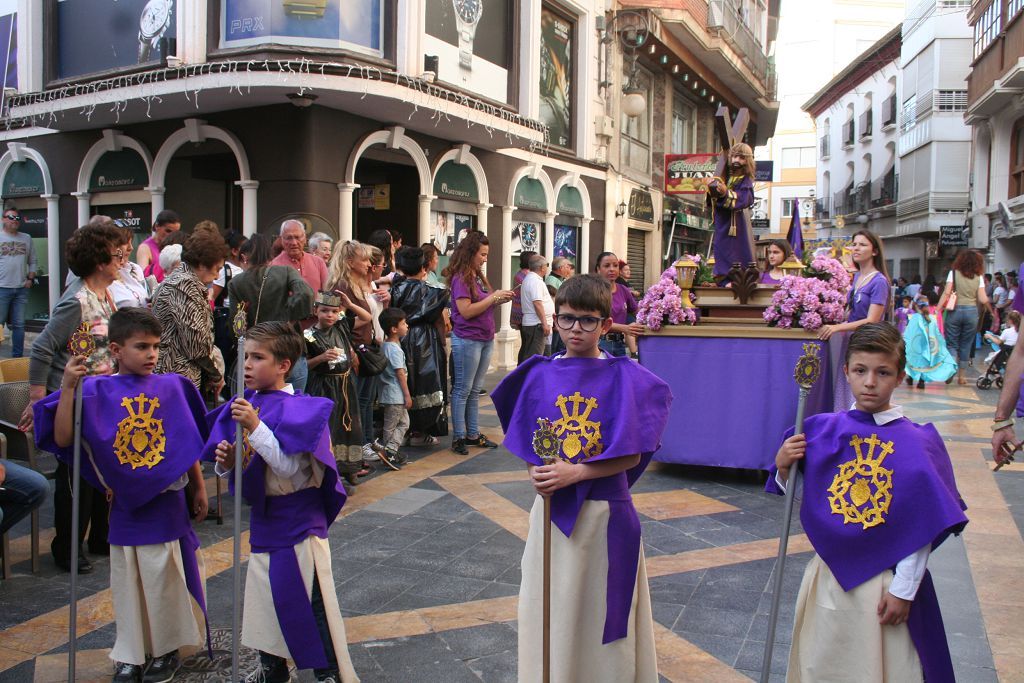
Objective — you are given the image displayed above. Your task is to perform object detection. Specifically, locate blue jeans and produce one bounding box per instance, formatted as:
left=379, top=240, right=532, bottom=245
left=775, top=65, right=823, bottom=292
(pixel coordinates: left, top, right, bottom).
left=287, top=354, right=308, bottom=394
left=356, top=374, right=379, bottom=445
left=0, top=286, right=28, bottom=357
left=944, top=305, right=979, bottom=363
left=450, top=334, right=493, bottom=440
left=599, top=336, right=628, bottom=357
left=0, top=460, right=48, bottom=535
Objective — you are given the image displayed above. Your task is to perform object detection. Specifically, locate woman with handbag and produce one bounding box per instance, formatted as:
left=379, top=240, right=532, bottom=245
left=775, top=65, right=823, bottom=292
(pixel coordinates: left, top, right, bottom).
left=938, top=249, right=994, bottom=385
left=328, top=241, right=386, bottom=469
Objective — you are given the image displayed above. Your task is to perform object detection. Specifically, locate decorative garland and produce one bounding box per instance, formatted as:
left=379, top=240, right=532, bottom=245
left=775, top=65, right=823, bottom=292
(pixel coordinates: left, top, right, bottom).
left=2, top=58, right=550, bottom=151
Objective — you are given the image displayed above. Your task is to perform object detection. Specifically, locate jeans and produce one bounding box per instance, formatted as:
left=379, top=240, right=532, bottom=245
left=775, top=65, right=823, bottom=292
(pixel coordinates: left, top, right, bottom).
left=450, top=334, right=493, bottom=440
left=0, top=286, right=28, bottom=357
left=356, top=374, right=379, bottom=445
left=599, top=336, right=628, bottom=357
left=287, top=354, right=308, bottom=394
left=944, top=305, right=979, bottom=363
left=260, top=568, right=338, bottom=677
left=0, top=460, right=48, bottom=535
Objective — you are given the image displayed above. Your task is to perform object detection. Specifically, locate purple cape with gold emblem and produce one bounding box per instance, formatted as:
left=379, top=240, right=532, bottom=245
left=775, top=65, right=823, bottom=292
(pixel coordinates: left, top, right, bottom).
left=33, top=373, right=212, bottom=654
left=491, top=355, right=672, bottom=644
left=767, top=410, right=968, bottom=682
left=202, top=389, right=345, bottom=670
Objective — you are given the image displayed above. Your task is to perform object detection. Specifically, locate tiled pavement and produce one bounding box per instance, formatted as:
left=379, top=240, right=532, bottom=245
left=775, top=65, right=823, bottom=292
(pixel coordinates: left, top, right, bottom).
left=0, top=368, right=1018, bottom=681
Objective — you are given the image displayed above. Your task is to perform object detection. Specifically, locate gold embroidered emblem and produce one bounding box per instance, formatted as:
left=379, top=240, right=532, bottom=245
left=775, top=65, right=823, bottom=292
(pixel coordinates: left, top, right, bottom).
left=827, top=433, right=895, bottom=529
left=551, top=392, right=603, bottom=463
left=532, top=418, right=561, bottom=463
left=113, top=393, right=165, bottom=470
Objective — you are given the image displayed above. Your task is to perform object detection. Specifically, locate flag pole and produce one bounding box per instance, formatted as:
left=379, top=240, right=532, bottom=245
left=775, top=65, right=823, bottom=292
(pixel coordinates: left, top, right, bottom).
left=65, top=324, right=97, bottom=682
left=761, top=343, right=822, bottom=683
left=231, top=306, right=248, bottom=682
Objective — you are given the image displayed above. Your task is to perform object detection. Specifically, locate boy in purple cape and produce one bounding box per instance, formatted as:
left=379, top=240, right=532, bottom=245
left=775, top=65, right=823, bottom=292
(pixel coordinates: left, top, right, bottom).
left=491, top=274, right=673, bottom=682
left=771, top=323, right=968, bottom=682
left=204, top=321, right=358, bottom=683
left=34, top=307, right=210, bottom=683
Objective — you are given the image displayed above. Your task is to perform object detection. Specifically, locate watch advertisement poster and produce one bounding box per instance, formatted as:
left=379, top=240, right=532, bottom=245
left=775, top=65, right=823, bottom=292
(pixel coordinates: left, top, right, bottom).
left=553, top=224, right=578, bottom=264
left=423, top=0, right=511, bottom=103
left=54, top=0, right=176, bottom=80
left=539, top=7, right=573, bottom=149
left=510, top=221, right=539, bottom=256
left=221, top=0, right=382, bottom=55
left=431, top=211, right=473, bottom=256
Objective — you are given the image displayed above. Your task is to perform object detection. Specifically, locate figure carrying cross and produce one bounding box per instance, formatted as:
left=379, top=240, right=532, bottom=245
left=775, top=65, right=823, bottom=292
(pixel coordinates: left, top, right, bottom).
left=706, top=106, right=757, bottom=279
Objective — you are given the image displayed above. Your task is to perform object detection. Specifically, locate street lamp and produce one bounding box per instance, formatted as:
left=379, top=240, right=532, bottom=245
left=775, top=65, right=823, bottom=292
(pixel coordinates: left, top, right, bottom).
left=598, top=10, right=651, bottom=118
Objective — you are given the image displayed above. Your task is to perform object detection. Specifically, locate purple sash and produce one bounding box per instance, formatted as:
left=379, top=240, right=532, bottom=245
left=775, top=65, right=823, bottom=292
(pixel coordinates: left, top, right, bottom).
left=249, top=487, right=330, bottom=670
left=907, top=570, right=955, bottom=683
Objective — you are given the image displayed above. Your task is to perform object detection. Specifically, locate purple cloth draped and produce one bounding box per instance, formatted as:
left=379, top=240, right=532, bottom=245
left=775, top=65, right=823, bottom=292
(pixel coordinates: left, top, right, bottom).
left=491, top=355, right=672, bottom=643
left=894, top=306, right=910, bottom=334
left=638, top=336, right=833, bottom=468
left=34, top=373, right=209, bottom=510
left=766, top=410, right=967, bottom=680
left=787, top=203, right=804, bottom=258
left=1014, top=262, right=1024, bottom=316
left=709, top=174, right=755, bottom=277
left=202, top=390, right=345, bottom=670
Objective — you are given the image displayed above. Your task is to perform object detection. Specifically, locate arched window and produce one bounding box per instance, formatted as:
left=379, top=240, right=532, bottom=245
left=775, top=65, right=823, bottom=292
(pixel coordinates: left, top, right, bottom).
left=1011, top=117, right=1024, bottom=198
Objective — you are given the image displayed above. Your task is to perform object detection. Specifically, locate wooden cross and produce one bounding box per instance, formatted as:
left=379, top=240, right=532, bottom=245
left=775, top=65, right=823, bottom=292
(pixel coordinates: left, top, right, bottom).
left=712, top=105, right=750, bottom=180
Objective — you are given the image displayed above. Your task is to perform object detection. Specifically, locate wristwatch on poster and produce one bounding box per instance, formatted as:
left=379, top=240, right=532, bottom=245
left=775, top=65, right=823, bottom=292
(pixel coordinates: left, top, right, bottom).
left=452, top=0, right=483, bottom=70
left=138, top=0, right=173, bottom=62
left=283, top=0, right=329, bottom=19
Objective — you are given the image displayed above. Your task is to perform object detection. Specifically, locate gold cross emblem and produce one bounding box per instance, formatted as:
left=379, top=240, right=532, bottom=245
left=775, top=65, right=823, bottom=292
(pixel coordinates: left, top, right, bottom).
left=113, top=393, right=166, bottom=470
left=827, top=433, right=894, bottom=529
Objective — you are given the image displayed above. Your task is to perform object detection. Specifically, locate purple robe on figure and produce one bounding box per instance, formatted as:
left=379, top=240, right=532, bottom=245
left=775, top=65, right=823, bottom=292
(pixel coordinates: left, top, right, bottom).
left=767, top=410, right=968, bottom=683
left=202, top=389, right=345, bottom=670
left=33, top=373, right=212, bottom=649
left=710, top=173, right=755, bottom=277
left=491, top=355, right=672, bottom=643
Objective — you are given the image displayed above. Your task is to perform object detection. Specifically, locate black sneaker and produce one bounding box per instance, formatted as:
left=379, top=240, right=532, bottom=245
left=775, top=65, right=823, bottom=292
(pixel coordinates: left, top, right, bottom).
left=906, top=376, right=914, bottom=386
left=917, top=379, right=925, bottom=389
left=466, top=434, right=499, bottom=449
left=113, top=662, right=143, bottom=683
left=241, top=660, right=291, bottom=683
left=143, top=652, right=180, bottom=683
left=452, top=438, right=469, bottom=455
left=379, top=448, right=403, bottom=471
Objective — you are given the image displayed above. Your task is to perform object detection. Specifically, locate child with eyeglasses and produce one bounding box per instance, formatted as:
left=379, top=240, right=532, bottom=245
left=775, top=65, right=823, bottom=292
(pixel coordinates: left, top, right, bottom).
left=492, top=274, right=673, bottom=682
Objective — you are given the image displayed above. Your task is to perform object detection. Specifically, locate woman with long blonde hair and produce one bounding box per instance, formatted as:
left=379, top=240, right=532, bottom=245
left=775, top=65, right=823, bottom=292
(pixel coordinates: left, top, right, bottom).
left=443, top=232, right=515, bottom=454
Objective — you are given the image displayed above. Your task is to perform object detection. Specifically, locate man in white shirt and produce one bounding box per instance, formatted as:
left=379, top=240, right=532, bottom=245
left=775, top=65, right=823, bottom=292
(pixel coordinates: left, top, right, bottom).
left=518, top=254, right=553, bottom=364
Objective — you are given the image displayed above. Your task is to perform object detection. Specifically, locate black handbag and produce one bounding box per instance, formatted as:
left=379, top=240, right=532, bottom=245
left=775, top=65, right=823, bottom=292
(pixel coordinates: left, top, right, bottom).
left=354, top=342, right=387, bottom=377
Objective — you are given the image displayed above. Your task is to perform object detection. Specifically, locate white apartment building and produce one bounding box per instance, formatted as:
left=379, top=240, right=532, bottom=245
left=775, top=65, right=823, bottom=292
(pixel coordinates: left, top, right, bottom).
left=893, top=0, right=973, bottom=279
left=803, top=27, right=902, bottom=254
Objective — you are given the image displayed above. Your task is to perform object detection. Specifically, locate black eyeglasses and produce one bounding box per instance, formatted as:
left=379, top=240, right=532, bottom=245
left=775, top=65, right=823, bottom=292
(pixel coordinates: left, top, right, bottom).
left=554, top=314, right=605, bottom=332
left=4, top=213, right=19, bottom=220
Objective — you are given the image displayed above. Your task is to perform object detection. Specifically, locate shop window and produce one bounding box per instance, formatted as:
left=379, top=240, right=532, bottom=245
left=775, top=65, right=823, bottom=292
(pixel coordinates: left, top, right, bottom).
left=620, top=68, right=652, bottom=175
left=1010, top=118, right=1024, bottom=199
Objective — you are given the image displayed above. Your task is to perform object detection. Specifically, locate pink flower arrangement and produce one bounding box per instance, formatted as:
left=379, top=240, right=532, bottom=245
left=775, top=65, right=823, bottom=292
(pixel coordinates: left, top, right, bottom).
left=762, top=256, right=850, bottom=331
left=637, top=269, right=698, bottom=330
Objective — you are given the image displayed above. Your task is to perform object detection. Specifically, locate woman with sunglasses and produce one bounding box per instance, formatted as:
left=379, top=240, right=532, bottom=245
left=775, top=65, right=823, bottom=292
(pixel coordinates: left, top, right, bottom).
left=21, top=222, right=124, bottom=573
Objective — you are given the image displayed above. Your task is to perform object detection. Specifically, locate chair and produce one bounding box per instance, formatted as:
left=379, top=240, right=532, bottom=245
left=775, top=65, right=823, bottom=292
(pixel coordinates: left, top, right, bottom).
left=0, top=357, right=29, bottom=383
left=0, top=381, right=53, bottom=574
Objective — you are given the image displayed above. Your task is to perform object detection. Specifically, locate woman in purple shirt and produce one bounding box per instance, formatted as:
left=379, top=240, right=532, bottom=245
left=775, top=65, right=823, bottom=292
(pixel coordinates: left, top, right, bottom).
left=595, top=252, right=643, bottom=357
left=818, top=230, right=890, bottom=340
left=759, top=239, right=793, bottom=285
left=443, top=232, right=515, bottom=455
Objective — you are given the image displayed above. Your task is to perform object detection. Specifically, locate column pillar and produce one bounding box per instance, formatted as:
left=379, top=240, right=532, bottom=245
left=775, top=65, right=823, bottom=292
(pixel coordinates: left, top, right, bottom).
left=42, top=194, right=59, bottom=313
left=544, top=211, right=556, bottom=261
left=71, top=191, right=90, bottom=227
left=418, top=194, right=436, bottom=247
left=580, top=217, right=592, bottom=275
left=147, top=185, right=166, bottom=217
left=494, top=205, right=517, bottom=370
left=338, top=183, right=360, bottom=242
left=235, top=180, right=259, bottom=236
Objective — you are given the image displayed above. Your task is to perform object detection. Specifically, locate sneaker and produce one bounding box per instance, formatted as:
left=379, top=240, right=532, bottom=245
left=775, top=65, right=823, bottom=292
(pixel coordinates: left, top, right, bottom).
left=361, top=442, right=381, bottom=462
left=452, top=438, right=469, bottom=455
left=241, top=659, right=291, bottom=683
left=906, top=376, right=913, bottom=386
left=382, top=448, right=406, bottom=470
left=112, top=662, right=143, bottom=683
left=916, top=378, right=925, bottom=389
left=466, top=434, right=499, bottom=449
left=143, top=652, right=180, bottom=683
left=316, top=674, right=340, bottom=683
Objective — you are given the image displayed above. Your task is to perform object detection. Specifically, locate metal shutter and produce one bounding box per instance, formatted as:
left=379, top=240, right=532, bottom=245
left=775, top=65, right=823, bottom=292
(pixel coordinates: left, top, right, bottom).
left=627, top=229, right=647, bottom=291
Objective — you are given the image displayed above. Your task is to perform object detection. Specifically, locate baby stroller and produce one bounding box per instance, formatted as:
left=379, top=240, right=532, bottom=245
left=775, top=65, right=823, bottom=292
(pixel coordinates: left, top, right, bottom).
left=978, top=344, right=1014, bottom=389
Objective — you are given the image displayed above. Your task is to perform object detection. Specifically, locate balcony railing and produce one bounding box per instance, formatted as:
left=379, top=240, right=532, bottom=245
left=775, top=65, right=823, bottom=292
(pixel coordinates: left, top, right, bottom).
left=820, top=135, right=830, bottom=159
left=842, top=120, right=855, bottom=148
left=882, top=95, right=897, bottom=128
left=707, top=0, right=770, bottom=82
left=834, top=183, right=872, bottom=217
left=815, top=197, right=831, bottom=219
left=859, top=110, right=873, bottom=140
